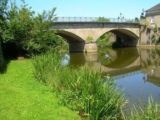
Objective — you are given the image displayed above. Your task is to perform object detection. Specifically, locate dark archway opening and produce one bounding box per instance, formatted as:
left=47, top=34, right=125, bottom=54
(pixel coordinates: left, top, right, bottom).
left=112, top=29, right=138, bottom=48
left=97, top=29, right=139, bottom=48
left=57, top=31, right=85, bottom=52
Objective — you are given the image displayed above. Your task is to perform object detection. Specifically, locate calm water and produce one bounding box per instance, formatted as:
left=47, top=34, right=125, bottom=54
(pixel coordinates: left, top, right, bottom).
left=62, top=47, right=160, bottom=108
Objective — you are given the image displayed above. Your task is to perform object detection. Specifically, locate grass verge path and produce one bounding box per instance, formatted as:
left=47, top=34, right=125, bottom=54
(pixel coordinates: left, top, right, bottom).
left=0, top=60, right=80, bottom=120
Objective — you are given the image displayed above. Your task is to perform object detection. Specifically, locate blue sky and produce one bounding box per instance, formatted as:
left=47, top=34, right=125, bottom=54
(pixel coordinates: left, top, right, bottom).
left=18, top=0, right=159, bottom=19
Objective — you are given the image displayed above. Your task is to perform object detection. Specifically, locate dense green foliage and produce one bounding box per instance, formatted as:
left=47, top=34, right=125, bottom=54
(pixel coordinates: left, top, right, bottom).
left=33, top=51, right=125, bottom=119
left=1, top=0, right=66, bottom=57
left=0, top=0, right=7, bottom=35
left=97, top=32, right=114, bottom=48
left=0, top=0, right=7, bottom=71
left=96, top=17, right=110, bottom=22
left=86, top=35, right=94, bottom=43
left=0, top=60, right=80, bottom=120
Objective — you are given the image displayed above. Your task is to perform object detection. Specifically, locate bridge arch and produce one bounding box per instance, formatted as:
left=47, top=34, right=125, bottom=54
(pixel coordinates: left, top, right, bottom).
left=57, top=30, right=85, bottom=52
left=96, top=28, right=139, bottom=48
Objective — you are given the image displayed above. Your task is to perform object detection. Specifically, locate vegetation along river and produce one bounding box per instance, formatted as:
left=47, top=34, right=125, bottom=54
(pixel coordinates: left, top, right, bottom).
left=62, top=47, right=160, bottom=110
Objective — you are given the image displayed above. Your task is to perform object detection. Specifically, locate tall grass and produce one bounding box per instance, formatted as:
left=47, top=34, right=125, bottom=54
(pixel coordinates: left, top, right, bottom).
left=32, top=51, right=125, bottom=119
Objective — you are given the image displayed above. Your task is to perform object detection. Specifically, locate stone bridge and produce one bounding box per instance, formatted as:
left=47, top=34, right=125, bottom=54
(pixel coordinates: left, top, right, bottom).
left=52, top=21, right=141, bottom=52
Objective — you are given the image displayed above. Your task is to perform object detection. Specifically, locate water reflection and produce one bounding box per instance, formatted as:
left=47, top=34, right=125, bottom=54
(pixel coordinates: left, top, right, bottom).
left=63, top=47, right=160, bottom=107
left=98, top=47, right=139, bottom=68
left=62, top=53, right=86, bottom=66
left=69, top=53, right=86, bottom=66
left=140, top=48, right=160, bottom=85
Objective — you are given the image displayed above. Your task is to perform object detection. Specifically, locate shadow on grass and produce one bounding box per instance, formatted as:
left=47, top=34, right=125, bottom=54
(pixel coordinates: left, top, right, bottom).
left=0, top=55, right=31, bottom=74
left=0, top=59, right=10, bottom=74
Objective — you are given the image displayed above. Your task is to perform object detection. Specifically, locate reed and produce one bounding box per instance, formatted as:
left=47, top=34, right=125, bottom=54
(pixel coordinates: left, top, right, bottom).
left=32, top=51, right=125, bottom=119
left=123, top=98, right=160, bottom=120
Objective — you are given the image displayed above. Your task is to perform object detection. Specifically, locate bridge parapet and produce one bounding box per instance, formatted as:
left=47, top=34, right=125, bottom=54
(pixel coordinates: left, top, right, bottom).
left=53, top=22, right=140, bottom=29
left=54, top=17, right=139, bottom=23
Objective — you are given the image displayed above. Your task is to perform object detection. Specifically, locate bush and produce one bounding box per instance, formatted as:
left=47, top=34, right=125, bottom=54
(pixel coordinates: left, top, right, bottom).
left=97, top=32, right=113, bottom=48
left=96, top=17, right=110, bottom=22
left=32, top=51, right=125, bottom=119
left=86, top=35, right=93, bottom=43
left=2, top=1, right=67, bottom=57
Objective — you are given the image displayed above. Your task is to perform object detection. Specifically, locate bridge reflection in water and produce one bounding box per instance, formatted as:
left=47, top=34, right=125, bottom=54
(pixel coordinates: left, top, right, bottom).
left=62, top=47, right=160, bottom=108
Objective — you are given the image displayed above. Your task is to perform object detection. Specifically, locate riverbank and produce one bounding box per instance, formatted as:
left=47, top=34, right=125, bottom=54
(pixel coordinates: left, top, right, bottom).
left=0, top=60, right=80, bottom=120
left=33, top=52, right=125, bottom=119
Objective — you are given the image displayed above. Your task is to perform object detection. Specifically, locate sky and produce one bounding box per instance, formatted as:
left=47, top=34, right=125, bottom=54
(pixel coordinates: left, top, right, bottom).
left=17, top=0, right=160, bottom=19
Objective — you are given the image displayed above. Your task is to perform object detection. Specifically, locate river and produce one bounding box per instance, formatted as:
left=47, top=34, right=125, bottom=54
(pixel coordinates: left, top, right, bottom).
left=62, top=47, right=160, bottom=110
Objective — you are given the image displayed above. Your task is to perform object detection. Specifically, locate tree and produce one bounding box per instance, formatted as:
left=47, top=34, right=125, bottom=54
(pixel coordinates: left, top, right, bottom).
left=96, top=17, right=110, bottom=22
left=140, top=9, right=145, bottom=19
left=135, top=17, right=139, bottom=23
left=97, top=32, right=113, bottom=48
left=151, top=24, right=160, bottom=44
left=2, top=2, right=34, bottom=56
left=0, top=0, right=8, bottom=70
left=2, top=1, right=66, bottom=57
left=0, top=0, right=8, bottom=35
left=26, top=8, right=66, bottom=54
left=0, top=0, right=8, bottom=42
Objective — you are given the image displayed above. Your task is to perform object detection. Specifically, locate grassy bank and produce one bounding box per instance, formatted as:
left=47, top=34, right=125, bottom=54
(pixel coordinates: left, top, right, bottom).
left=33, top=52, right=125, bottom=119
left=0, top=60, right=80, bottom=120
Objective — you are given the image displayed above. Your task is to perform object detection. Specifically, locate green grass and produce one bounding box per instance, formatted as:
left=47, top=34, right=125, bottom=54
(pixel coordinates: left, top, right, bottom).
left=0, top=60, right=80, bottom=120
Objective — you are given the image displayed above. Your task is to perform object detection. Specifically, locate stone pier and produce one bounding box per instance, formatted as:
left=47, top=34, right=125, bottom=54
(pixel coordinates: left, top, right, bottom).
left=84, top=43, right=98, bottom=53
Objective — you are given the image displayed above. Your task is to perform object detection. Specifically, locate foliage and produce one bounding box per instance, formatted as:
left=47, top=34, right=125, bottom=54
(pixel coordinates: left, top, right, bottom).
left=32, top=51, right=125, bottom=119
left=0, top=60, right=80, bottom=120
left=0, top=0, right=8, bottom=71
left=153, top=24, right=158, bottom=33
left=3, top=2, right=34, bottom=56
left=0, top=0, right=7, bottom=39
left=134, top=17, right=139, bottom=23
left=0, top=0, right=8, bottom=35
left=140, top=9, right=145, bottom=20
left=86, top=35, right=93, bottom=43
left=25, top=8, right=66, bottom=54
left=97, top=32, right=113, bottom=48
left=151, top=24, right=160, bottom=45
left=96, top=17, right=110, bottom=22
left=124, top=98, right=160, bottom=120
left=139, top=19, right=150, bottom=26
left=2, top=1, right=66, bottom=57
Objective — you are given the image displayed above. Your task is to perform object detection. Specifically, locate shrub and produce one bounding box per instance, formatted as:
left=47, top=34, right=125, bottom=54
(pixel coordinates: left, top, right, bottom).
left=86, top=36, right=93, bottom=43
left=2, top=1, right=67, bottom=57
left=96, top=17, right=110, bottom=22
left=97, top=32, right=113, bottom=48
